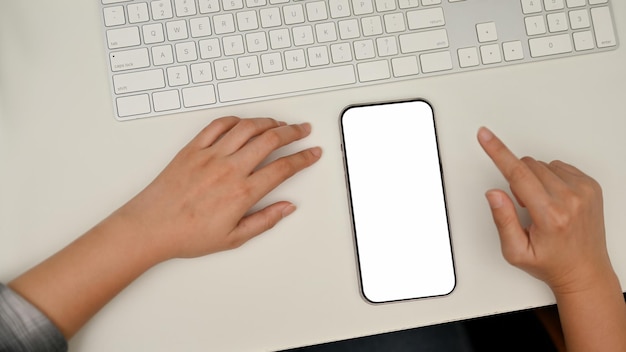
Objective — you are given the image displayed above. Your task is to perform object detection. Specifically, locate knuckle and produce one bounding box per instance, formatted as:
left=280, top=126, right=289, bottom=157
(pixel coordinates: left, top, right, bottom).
left=226, top=236, right=246, bottom=250
left=544, top=203, right=571, bottom=232
left=274, top=158, right=298, bottom=177
left=232, top=182, right=253, bottom=199
left=579, top=177, right=602, bottom=197
left=260, top=129, right=283, bottom=149
left=549, top=160, right=563, bottom=168
left=507, top=163, right=531, bottom=184
left=210, top=116, right=239, bottom=129
left=236, top=119, right=257, bottom=133
left=503, top=249, right=526, bottom=267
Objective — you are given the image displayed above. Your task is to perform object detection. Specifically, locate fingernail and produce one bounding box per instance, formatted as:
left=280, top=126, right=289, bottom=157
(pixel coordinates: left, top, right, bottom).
left=282, top=204, right=297, bottom=218
left=310, top=147, right=322, bottom=158
left=478, top=127, right=494, bottom=143
left=485, top=191, right=503, bottom=209
left=278, top=121, right=287, bottom=126
left=300, top=123, right=312, bottom=133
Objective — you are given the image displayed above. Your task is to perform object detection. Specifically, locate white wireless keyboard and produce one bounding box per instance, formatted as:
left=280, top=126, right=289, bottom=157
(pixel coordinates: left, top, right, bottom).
left=100, top=0, right=618, bottom=120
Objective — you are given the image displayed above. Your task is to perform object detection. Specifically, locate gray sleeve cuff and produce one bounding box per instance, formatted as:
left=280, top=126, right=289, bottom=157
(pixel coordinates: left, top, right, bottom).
left=0, top=283, right=68, bottom=352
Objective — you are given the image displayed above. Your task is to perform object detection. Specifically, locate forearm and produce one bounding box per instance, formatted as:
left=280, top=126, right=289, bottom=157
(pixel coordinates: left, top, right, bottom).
left=554, top=271, right=626, bottom=352
left=8, top=212, right=164, bottom=339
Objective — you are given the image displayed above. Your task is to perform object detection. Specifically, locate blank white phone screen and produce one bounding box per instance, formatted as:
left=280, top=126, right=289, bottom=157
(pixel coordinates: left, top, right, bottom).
left=341, top=100, right=455, bottom=303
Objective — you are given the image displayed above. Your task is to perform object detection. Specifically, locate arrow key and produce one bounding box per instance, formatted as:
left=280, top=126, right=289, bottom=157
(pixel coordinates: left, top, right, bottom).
left=503, top=41, right=524, bottom=61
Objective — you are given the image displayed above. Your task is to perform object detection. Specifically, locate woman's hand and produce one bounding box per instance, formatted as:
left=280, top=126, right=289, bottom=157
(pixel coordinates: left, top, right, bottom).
left=477, top=126, right=610, bottom=294
left=116, top=116, right=322, bottom=261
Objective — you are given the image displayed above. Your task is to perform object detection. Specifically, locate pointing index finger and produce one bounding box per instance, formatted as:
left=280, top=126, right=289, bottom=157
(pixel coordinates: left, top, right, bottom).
left=478, top=127, right=549, bottom=210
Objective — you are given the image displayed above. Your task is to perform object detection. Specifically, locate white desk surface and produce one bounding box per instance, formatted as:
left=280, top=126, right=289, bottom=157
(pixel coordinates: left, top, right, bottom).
left=1, top=2, right=625, bottom=351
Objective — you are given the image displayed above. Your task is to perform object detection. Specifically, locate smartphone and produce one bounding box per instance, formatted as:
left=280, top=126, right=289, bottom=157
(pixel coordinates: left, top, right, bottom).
left=341, top=100, right=455, bottom=304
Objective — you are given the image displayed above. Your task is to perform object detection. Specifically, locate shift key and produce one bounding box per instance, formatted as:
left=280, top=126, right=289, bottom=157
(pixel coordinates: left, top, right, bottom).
left=113, top=69, right=165, bottom=94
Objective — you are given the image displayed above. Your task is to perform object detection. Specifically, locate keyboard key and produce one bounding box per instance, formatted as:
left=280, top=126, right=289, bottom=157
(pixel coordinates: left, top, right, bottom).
left=199, top=38, right=221, bottom=59
left=480, top=44, right=502, bottom=64
left=308, top=46, right=330, bottom=66
left=198, top=0, right=220, bottom=13
left=143, top=23, right=165, bottom=44
left=521, top=0, right=542, bottom=14
left=269, top=29, right=291, bottom=49
left=261, top=52, right=283, bottom=73
left=113, top=69, right=166, bottom=94
left=106, top=27, right=140, bottom=49
left=213, top=14, right=236, bottom=34
left=191, top=62, right=214, bottom=82
left=218, top=66, right=356, bottom=102
left=529, top=34, right=572, bottom=57
left=376, top=36, right=398, bottom=57
left=284, top=4, right=305, bottom=25
left=375, top=0, right=397, bottom=12
left=352, top=0, right=374, bottom=15
left=573, top=31, right=595, bottom=51
left=246, top=32, right=268, bottom=52
left=476, top=22, right=497, bottom=43
left=354, top=39, right=376, bottom=60
left=152, top=45, right=174, bottom=66
left=591, top=7, right=617, bottom=48
left=329, top=0, right=351, bottom=18
left=566, top=0, right=586, bottom=7
left=128, top=3, right=150, bottom=23
left=247, top=0, right=268, bottom=7
left=151, top=0, right=174, bottom=20
left=174, top=0, right=197, bottom=17
left=391, top=56, right=419, bottom=77
left=153, top=90, right=181, bottom=112
left=190, top=17, right=212, bottom=37
left=457, top=47, right=479, bottom=67
left=237, top=11, right=259, bottom=31
left=547, top=13, right=568, bottom=32
left=503, top=41, right=524, bottom=61
left=398, top=0, right=419, bottom=9
left=175, top=42, right=198, bottom=62
left=116, top=94, right=151, bottom=118
left=544, top=0, right=564, bottom=11
left=315, top=23, right=338, bottom=43
left=525, top=16, right=546, bottom=36
left=293, top=26, right=315, bottom=46
left=361, top=16, right=384, bottom=36
left=330, top=43, right=352, bottom=63
left=222, top=0, right=244, bottom=10
left=110, top=48, right=150, bottom=72
left=260, top=8, right=282, bottom=28
left=103, top=6, right=125, bottom=27
left=182, top=85, right=217, bottom=107
left=420, top=51, right=452, bottom=73
left=399, top=29, right=449, bottom=53
left=384, top=13, right=406, bottom=33
left=214, top=59, right=237, bottom=79
left=166, top=20, right=189, bottom=41
left=306, top=2, right=328, bottom=21
left=285, top=49, right=307, bottom=69
left=407, top=8, right=446, bottom=30
left=237, top=56, right=260, bottom=76
left=569, top=9, right=590, bottom=30
left=357, top=60, right=390, bottom=82
left=166, top=66, right=190, bottom=86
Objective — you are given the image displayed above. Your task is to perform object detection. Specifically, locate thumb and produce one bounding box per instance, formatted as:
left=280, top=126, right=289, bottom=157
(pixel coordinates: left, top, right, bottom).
left=485, top=189, right=532, bottom=267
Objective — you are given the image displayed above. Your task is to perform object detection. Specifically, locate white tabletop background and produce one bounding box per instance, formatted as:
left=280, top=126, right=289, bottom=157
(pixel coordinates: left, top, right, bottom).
left=1, top=2, right=625, bottom=351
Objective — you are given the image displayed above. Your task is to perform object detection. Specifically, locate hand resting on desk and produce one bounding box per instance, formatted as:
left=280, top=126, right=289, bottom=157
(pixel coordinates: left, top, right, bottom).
left=6, top=117, right=321, bottom=341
